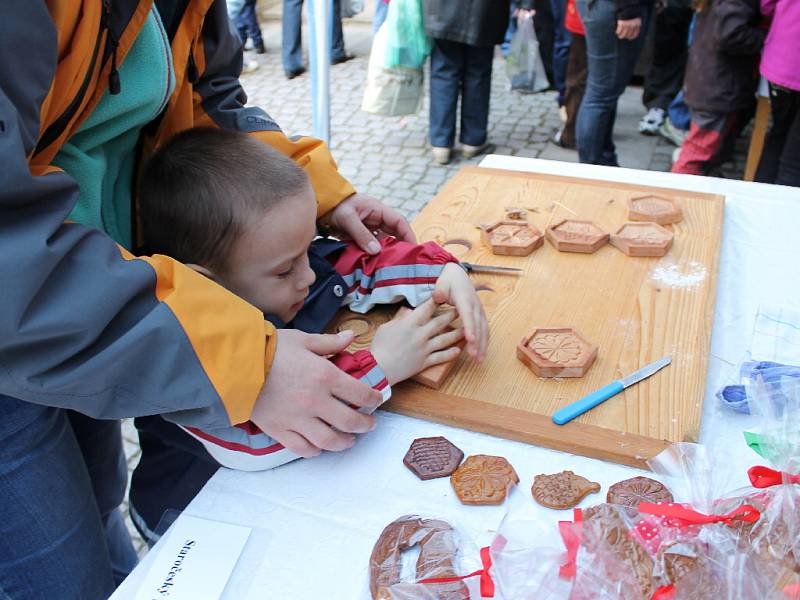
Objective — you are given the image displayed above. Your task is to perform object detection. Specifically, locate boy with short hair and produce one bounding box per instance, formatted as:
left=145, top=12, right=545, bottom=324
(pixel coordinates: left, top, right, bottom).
left=130, top=127, right=487, bottom=542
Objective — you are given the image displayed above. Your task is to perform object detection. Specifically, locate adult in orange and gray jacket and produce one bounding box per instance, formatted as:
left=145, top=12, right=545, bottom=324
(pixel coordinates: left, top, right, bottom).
left=0, top=1, right=410, bottom=597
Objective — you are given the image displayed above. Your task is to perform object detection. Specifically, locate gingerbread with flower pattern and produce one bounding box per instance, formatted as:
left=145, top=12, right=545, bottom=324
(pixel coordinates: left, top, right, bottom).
left=450, top=455, right=519, bottom=505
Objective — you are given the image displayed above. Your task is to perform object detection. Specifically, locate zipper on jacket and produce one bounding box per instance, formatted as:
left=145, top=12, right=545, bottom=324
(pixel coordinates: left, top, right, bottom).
left=33, top=0, right=109, bottom=157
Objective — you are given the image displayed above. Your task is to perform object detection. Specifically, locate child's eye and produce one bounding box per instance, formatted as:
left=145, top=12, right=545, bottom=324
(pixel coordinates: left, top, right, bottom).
left=277, top=266, right=294, bottom=279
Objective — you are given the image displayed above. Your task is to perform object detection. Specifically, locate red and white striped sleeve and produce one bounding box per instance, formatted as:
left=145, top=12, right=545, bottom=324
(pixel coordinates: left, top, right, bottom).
left=331, top=237, right=459, bottom=313
left=179, top=350, right=390, bottom=471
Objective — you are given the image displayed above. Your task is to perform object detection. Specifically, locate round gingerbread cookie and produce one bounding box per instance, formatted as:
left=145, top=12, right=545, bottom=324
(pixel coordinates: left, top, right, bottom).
left=606, top=476, right=673, bottom=509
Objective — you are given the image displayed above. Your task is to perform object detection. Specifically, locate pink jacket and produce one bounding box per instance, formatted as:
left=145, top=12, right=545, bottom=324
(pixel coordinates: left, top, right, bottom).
left=760, top=0, right=800, bottom=91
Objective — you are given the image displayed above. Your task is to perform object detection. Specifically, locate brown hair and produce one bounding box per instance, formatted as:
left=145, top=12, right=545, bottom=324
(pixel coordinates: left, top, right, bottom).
left=139, top=127, right=309, bottom=272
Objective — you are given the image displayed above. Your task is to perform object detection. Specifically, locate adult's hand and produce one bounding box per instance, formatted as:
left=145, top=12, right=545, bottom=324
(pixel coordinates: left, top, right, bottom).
left=250, top=329, right=382, bottom=458
left=326, top=193, right=417, bottom=255
left=616, top=17, right=642, bottom=40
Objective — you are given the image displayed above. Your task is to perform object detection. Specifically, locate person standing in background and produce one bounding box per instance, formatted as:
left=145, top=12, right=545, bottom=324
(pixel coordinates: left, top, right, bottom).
left=553, top=0, right=587, bottom=149
left=282, top=0, right=353, bottom=79
left=754, top=0, right=800, bottom=187
left=423, top=0, right=511, bottom=165
left=575, top=0, right=654, bottom=165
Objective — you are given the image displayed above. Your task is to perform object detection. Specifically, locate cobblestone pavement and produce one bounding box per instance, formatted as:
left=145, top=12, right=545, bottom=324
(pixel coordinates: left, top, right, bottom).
left=122, top=15, right=746, bottom=559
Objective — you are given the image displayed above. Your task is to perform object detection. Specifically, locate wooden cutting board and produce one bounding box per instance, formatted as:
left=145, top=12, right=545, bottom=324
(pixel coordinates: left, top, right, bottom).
left=343, top=167, right=724, bottom=468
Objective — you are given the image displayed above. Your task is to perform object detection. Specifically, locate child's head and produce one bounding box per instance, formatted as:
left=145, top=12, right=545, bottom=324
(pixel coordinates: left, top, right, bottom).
left=140, top=127, right=317, bottom=322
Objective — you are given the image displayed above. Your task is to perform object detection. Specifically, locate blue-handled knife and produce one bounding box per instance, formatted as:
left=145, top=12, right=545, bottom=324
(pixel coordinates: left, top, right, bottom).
left=552, top=356, right=672, bottom=426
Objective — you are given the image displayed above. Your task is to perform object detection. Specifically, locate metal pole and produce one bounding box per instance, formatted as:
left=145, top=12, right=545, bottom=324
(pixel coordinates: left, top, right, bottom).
left=308, top=0, right=331, bottom=144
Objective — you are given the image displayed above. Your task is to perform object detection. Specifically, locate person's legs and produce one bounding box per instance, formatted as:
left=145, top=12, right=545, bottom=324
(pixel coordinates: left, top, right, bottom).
left=331, top=0, right=348, bottom=61
left=67, top=412, right=139, bottom=585
left=641, top=0, right=692, bottom=112
left=533, top=0, right=556, bottom=88
left=459, top=44, right=495, bottom=148
left=238, top=0, right=264, bottom=49
left=560, top=33, right=587, bottom=148
left=756, top=84, right=800, bottom=187
left=550, top=0, right=572, bottom=107
left=672, top=109, right=735, bottom=175
left=429, top=38, right=465, bottom=150
left=0, top=396, right=116, bottom=599
left=282, top=0, right=305, bottom=73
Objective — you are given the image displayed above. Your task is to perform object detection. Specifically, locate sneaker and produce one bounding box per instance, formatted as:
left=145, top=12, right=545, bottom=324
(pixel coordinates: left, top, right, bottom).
left=638, top=107, right=665, bottom=135
left=244, top=39, right=254, bottom=51
left=461, top=142, right=495, bottom=159
left=551, top=128, right=576, bottom=150
left=332, top=54, right=355, bottom=65
left=242, top=59, right=260, bottom=75
left=658, top=117, right=688, bottom=147
left=285, top=66, right=306, bottom=79
left=254, top=42, right=266, bottom=55
left=431, top=147, right=452, bottom=165
left=559, top=105, right=568, bottom=123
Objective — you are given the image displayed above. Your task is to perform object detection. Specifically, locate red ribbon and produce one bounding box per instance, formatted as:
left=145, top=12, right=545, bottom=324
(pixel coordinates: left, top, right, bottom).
left=748, top=465, right=800, bottom=488
left=652, top=584, right=676, bottom=600
left=784, top=583, right=800, bottom=599
left=637, top=502, right=761, bottom=527
left=418, top=545, right=495, bottom=597
left=558, top=508, right=583, bottom=579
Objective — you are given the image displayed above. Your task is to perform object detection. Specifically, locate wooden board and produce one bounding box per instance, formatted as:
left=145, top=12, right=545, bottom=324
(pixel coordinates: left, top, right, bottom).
left=377, top=167, right=725, bottom=469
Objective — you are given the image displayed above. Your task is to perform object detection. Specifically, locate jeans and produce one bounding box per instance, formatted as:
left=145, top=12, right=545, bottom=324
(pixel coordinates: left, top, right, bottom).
left=550, top=0, right=572, bottom=107
left=282, top=0, right=346, bottom=72
left=0, top=396, right=138, bottom=599
left=429, top=39, right=495, bottom=148
left=235, top=0, right=264, bottom=47
left=575, top=0, right=651, bottom=165
left=755, top=84, right=800, bottom=188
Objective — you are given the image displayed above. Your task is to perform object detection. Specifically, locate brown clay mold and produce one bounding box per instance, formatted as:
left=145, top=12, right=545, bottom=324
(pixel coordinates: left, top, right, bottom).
left=517, top=327, right=598, bottom=378
left=480, top=220, right=544, bottom=256
left=628, top=195, right=683, bottom=225
left=545, top=219, right=609, bottom=254
left=610, top=222, right=674, bottom=257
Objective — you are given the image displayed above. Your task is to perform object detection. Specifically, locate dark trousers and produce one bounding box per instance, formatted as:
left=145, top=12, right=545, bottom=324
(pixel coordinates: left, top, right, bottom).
left=756, top=84, right=800, bottom=188
left=561, top=33, right=587, bottom=148
left=533, top=0, right=556, bottom=86
left=550, top=0, right=572, bottom=106
left=282, top=0, right=346, bottom=72
left=0, top=397, right=138, bottom=599
left=428, top=39, right=495, bottom=148
left=642, top=0, right=693, bottom=111
left=236, top=0, right=264, bottom=47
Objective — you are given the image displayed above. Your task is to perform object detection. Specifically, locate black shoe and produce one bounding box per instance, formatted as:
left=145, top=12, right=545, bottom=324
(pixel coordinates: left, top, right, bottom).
left=254, top=42, right=266, bottom=55
left=331, top=54, right=355, bottom=65
left=285, top=66, right=306, bottom=79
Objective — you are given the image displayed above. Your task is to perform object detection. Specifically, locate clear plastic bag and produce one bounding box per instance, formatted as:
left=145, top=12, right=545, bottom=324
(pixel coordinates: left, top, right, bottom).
left=505, top=12, right=549, bottom=94
left=383, top=0, right=430, bottom=70
left=362, top=23, right=424, bottom=117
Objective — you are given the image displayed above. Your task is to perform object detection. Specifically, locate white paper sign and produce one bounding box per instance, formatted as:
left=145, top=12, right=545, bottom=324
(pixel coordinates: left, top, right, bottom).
left=133, top=515, right=251, bottom=600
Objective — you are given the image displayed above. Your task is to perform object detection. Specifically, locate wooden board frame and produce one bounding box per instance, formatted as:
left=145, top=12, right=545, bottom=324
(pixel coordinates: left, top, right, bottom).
left=369, top=167, right=725, bottom=469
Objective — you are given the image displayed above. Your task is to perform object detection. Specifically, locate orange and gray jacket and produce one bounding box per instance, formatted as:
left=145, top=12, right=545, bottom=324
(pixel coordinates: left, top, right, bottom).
left=0, top=0, right=355, bottom=429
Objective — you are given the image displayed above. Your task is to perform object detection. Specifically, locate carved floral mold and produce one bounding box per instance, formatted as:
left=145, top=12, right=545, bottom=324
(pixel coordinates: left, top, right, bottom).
left=628, top=195, right=683, bottom=225
left=517, top=327, right=598, bottom=378
left=610, top=222, right=674, bottom=257
left=481, top=220, right=544, bottom=256
left=545, top=219, right=609, bottom=254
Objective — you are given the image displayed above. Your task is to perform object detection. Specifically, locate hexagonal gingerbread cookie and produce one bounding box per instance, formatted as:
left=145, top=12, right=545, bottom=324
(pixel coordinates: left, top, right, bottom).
left=451, top=455, right=519, bottom=505
left=481, top=220, right=544, bottom=256
left=610, top=222, right=674, bottom=257
left=545, top=219, right=609, bottom=254
left=628, top=195, right=683, bottom=225
left=403, top=436, right=464, bottom=480
left=517, top=327, right=598, bottom=378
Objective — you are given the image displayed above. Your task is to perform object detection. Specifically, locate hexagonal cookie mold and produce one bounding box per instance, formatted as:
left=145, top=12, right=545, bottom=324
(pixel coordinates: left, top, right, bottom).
left=481, top=220, right=544, bottom=256
left=545, top=219, right=609, bottom=254
left=517, top=327, right=598, bottom=378
left=628, top=195, right=683, bottom=225
left=610, top=222, right=674, bottom=257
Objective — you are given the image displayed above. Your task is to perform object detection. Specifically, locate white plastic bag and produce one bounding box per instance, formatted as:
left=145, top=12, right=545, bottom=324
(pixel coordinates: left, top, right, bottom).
left=361, top=23, right=423, bottom=117
left=506, top=12, right=549, bottom=94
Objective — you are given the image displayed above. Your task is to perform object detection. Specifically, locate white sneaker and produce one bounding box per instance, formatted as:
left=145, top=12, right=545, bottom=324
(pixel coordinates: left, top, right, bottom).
left=658, top=118, right=688, bottom=147
left=638, top=107, right=665, bottom=135
left=559, top=105, right=568, bottom=123
left=242, top=58, right=260, bottom=75
left=431, top=147, right=452, bottom=164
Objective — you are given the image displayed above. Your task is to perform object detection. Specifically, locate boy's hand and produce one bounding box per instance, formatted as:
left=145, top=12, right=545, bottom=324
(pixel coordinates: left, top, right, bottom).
left=371, top=300, right=464, bottom=385
left=433, top=263, right=489, bottom=361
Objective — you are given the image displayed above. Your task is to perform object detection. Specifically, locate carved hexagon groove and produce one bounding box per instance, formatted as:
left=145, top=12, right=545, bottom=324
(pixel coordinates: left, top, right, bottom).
left=610, top=222, right=674, bottom=257
left=481, top=220, right=544, bottom=256
left=517, top=327, right=598, bottom=378
left=545, top=219, right=609, bottom=254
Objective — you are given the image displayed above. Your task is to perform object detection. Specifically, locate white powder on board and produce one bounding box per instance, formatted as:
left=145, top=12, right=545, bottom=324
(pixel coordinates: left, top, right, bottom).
left=650, top=261, right=708, bottom=288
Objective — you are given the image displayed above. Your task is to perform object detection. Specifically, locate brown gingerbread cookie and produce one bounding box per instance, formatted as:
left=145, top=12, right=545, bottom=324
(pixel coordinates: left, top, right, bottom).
left=607, top=476, right=674, bottom=509
left=659, top=541, right=723, bottom=600
left=403, top=437, right=464, bottom=481
left=369, top=515, right=468, bottom=600
left=531, top=470, right=601, bottom=509
left=451, top=455, right=519, bottom=506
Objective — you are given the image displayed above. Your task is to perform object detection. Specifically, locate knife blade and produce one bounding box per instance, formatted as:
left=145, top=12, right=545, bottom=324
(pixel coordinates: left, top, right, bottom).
left=552, top=356, right=672, bottom=426
left=460, top=262, right=523, bottom=275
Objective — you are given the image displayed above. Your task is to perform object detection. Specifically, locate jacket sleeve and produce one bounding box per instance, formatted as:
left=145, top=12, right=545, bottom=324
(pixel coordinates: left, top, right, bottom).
left=615, top=0, right=645, bottom=21
left=179, top=350, right=390, bottom=471
left=191, top=0, right=355, bottom=217
left=715, top=0, right=767, bottom=55
left=332, top=238, right=460, bottom=313
left=0, top=1, right=269, bottom=429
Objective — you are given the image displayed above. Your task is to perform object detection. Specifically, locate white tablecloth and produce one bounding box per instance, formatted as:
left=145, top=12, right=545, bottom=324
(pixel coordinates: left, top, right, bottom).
left=114, top=158, right=800, bottom=599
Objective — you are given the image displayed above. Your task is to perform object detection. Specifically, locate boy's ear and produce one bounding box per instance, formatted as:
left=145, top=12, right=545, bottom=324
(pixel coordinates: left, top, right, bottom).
left=186, top=263, right=219, bottom=281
